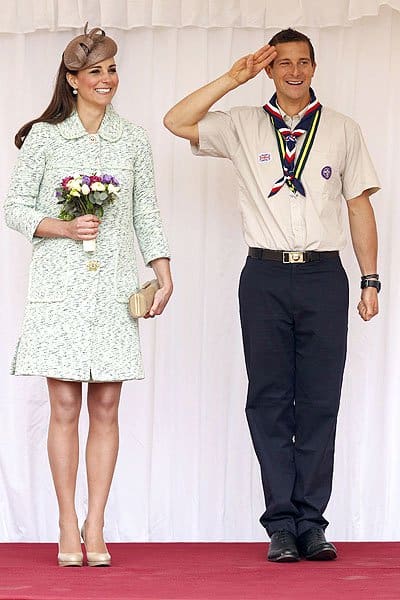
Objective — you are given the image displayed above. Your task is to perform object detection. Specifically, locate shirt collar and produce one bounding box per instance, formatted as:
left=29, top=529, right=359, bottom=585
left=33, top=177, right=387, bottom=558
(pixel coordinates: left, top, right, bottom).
left=277, top=102, right=309, bottom=130
left=57, top=104, right=123, bottom=141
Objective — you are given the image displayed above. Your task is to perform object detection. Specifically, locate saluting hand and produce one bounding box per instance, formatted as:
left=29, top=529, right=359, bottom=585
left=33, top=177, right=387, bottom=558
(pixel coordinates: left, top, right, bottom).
left=228, top=44, right=277, bottom=86
left=64, top=214, right=100, bottom=241
left=357, top=288, right=379, bottom=321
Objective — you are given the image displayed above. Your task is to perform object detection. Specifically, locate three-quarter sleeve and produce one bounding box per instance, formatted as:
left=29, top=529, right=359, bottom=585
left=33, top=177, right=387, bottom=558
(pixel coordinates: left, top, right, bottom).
left=132, top=127, right=170, bottom=265
left=4, top=123, right=49, bottom=244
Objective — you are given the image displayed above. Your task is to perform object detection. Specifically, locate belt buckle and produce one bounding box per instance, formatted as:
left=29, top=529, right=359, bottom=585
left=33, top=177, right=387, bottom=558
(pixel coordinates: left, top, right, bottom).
left=283, top=251, right=305, bottom=264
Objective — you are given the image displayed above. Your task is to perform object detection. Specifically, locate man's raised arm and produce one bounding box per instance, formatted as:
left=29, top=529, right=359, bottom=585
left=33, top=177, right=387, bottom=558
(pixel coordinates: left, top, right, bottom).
left=163, top=44, right=277, bottom=144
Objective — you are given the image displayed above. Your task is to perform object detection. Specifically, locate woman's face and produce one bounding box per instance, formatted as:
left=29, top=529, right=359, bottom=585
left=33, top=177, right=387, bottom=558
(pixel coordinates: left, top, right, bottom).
left=68, top=57, right=119, bottom=109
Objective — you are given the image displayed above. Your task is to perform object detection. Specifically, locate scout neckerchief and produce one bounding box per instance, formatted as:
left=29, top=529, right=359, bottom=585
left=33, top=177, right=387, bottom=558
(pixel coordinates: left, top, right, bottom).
left=262, top=88, right=322, bottom=197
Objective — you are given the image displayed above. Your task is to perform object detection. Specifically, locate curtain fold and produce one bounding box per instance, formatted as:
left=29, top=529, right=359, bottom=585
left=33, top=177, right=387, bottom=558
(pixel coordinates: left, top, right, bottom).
left=1, top=0, right=400, bottom=32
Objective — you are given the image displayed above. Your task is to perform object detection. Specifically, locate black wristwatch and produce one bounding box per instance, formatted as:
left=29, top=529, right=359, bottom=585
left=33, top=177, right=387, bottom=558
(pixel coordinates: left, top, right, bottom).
left=361, top=279, right=381, bottom=293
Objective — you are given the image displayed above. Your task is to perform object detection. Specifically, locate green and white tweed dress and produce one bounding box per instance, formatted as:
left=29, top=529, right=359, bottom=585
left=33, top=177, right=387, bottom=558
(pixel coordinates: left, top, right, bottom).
left=4, top=105, right=170, bottom=381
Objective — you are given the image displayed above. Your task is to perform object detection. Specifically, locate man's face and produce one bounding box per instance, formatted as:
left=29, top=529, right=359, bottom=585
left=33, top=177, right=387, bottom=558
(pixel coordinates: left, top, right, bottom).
left=265, top=41, right=316, bottom=107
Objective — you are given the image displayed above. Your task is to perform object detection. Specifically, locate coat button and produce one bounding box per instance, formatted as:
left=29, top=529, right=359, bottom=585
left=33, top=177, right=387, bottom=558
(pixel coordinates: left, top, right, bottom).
left=87, top=260, right=100, bottom=271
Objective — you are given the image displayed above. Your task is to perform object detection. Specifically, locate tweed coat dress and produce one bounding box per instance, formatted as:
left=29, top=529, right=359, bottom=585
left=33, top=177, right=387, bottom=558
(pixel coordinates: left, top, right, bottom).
left=5, top=105, right=170, bottom=381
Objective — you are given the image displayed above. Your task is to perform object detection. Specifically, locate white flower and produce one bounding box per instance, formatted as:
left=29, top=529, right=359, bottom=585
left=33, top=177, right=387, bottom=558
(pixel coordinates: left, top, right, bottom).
left=108, top=183, right=120, bottom=194
left=81, top=184, right=90, bottom=195
left=70, top=189, right=81, bottom=197
left=91, top=182, right=106, bottom=192
left=67, top=179, right=81, bottom=192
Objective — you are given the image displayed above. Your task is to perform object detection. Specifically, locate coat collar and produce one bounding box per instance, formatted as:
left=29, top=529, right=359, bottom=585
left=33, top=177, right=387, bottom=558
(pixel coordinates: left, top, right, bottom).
left=57, top=104, right=123, bottom=141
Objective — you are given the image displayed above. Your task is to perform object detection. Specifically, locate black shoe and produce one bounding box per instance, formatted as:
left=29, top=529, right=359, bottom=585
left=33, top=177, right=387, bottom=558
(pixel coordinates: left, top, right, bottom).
left=267, top=530, right=300, bottom=563
left=297, top=528, right=337, bottom=561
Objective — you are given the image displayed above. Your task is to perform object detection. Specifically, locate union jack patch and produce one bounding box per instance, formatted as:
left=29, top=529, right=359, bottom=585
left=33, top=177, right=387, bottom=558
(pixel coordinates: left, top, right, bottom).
left=258, top=152, right=272, bottom=164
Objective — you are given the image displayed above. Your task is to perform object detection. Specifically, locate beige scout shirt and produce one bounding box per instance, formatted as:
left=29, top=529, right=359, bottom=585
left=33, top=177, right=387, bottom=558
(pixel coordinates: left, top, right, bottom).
left=191, top=106, right=380, bottom=251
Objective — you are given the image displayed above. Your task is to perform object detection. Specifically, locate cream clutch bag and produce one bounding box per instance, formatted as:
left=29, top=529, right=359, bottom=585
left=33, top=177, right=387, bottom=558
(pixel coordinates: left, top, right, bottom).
left=129, top=279, right=160, bottom=318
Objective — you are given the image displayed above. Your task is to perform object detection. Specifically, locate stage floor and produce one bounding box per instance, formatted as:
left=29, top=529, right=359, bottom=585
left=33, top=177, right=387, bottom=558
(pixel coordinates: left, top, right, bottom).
left=0, top=542, right=399, bottom=599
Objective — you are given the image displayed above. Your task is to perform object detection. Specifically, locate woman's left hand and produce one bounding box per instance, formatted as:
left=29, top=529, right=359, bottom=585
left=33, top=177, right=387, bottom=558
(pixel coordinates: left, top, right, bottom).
left=144, top=284, right=173, bottom=318
left=144, top=257, right=173, bottom=319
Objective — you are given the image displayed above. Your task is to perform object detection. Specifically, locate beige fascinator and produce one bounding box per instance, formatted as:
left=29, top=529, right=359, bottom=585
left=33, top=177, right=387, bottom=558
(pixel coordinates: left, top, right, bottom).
left=63, top=22, right=117, bottom=70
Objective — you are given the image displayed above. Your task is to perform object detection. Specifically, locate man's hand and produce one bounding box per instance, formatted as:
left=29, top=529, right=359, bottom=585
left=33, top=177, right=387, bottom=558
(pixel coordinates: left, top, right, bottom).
left=228, top=44, right=277, bottom=86
left=347, top=192, right=379, bottom=322
left=357, top=287, right=379, bottom=321
left=163, top=43, right=277, bottom=142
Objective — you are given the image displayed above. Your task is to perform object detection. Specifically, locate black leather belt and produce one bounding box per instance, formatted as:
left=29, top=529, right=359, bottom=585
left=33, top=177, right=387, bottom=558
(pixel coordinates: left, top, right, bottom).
left=248, top=247, right=339, bottom=264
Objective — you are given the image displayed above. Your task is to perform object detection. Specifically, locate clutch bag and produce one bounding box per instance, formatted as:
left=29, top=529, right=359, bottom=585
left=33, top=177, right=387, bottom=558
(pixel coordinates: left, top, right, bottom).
left=129, top=279, right=160, bottom=318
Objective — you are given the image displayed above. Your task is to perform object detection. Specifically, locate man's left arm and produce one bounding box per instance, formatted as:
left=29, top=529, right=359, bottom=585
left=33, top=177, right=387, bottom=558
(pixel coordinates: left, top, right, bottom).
left=347, top=191, right=379, bottom=321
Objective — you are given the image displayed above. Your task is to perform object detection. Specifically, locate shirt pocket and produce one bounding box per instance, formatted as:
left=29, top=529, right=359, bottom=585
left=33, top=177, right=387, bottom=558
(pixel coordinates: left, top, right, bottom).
left=306, top=150, right=342, bottom=199
left=28, top=239, right=69, bottom=303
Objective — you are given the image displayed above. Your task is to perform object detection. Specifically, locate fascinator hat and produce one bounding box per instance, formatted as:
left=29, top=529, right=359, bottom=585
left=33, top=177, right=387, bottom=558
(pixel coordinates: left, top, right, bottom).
left=63, top=22, right=118, bottom=70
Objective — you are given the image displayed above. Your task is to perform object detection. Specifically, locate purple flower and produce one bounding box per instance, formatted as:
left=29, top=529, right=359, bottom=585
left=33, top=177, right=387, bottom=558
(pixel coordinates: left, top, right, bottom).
left=111, top=177, right=120, bottom=186
left=102, top=174, right=112, bottom=184
left=55, top=191, right=62, bottom=197
left=82, top=175, right=91, bottom=186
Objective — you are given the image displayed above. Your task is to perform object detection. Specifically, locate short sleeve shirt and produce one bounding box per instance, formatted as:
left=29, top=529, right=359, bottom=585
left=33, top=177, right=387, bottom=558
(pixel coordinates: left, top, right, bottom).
left=191, top=106, right=380, bottom=251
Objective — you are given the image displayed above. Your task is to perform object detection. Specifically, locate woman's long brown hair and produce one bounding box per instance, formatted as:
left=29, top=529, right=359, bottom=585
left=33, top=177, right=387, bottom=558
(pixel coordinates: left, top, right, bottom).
left=15, top=58, right=77, bottom=148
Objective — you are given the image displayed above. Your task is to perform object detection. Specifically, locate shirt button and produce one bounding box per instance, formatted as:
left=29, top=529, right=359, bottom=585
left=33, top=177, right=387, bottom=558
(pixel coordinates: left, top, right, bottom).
left=89, top=135, right=97, bottom=142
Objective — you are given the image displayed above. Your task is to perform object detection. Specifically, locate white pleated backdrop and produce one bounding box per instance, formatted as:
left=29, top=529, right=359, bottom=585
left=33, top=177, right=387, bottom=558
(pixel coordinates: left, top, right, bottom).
left=0, top=1, right=399, bottom=542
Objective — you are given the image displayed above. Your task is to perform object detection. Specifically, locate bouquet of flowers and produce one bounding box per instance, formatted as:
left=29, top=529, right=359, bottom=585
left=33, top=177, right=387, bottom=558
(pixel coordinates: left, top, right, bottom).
left=56, top=173, right=120, bottom=252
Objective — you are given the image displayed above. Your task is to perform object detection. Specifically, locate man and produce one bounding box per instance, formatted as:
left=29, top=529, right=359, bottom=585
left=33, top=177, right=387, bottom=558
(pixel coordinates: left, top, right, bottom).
left=164, top=29, right=380, bottom=562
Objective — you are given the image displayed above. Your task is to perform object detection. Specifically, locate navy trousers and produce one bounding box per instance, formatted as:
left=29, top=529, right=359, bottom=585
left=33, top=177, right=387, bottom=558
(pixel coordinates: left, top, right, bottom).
left=239, top=254, right=349, bottom=536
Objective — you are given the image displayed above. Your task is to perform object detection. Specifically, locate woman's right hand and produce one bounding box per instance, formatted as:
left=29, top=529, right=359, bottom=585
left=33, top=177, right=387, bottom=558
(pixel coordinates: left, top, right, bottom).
left=63, top=215, right=100, bottom=241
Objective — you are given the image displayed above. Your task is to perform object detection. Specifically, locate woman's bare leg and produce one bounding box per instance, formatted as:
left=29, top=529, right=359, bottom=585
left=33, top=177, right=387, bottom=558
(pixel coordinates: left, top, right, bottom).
left=84, top=381, right=122, bottom=551
left=47, top=378, right=82, bottom=553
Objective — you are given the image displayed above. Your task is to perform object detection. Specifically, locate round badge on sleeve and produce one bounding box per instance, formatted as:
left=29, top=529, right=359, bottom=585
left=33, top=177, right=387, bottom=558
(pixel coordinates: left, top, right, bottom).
left=321, top=166, right=332, bottom=180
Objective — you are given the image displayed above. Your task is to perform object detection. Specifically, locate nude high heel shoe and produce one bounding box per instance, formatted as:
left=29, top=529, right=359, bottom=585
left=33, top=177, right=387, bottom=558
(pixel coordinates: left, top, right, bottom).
left=81, top=522, right=111, bottom=567
left=57, top=543, right=83, bottom=567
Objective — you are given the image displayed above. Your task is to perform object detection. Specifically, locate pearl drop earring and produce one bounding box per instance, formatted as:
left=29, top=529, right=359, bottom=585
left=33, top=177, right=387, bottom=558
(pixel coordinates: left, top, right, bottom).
left=73, top=89, right=78, bottom=95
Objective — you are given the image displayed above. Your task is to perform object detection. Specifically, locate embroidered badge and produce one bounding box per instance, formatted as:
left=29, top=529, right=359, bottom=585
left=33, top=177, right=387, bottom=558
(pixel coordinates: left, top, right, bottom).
left=321, top=166, right=332, bottom=180
left=258, top=152, right=272, bottom=164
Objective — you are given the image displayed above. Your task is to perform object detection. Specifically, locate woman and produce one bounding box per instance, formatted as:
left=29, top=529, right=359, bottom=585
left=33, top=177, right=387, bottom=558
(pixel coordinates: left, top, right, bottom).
left=4, top=25, right=172, bottom=567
